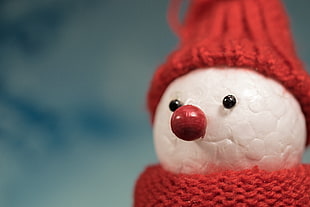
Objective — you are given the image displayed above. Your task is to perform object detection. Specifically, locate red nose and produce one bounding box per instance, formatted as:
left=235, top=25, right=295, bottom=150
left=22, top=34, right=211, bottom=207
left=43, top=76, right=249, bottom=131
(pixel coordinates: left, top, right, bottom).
left=170, top=105, right=207, bottom=141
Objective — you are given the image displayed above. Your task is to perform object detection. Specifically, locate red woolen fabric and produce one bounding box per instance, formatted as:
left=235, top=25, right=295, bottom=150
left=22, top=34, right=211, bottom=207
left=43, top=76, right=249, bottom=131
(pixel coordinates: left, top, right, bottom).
left=147, top=0, right=310, bottom=145
left=134, top=164, right=310, bottom=206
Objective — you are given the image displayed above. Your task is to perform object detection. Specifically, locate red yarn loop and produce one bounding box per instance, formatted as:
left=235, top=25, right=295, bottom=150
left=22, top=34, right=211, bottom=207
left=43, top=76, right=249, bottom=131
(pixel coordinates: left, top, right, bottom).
left=167, top=0, right=184, bottom=36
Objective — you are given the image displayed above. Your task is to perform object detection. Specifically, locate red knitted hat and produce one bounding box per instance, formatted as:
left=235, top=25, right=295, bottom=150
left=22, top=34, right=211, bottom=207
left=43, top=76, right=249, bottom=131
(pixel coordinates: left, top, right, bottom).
left=147, top=0, right=310, bottom=145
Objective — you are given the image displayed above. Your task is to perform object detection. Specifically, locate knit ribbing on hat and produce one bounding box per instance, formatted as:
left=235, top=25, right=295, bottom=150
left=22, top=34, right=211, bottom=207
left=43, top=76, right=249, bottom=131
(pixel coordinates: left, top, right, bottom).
left=147, top=0, right=310, bottom=146
left=134, top=164, right=310, bottom=206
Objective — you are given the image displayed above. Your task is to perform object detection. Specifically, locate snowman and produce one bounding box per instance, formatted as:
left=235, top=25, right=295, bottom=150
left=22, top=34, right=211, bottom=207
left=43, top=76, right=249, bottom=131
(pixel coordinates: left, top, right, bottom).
left=154, top=68, right=306, bottom=174
left=135, top=0, right=310, bottom=206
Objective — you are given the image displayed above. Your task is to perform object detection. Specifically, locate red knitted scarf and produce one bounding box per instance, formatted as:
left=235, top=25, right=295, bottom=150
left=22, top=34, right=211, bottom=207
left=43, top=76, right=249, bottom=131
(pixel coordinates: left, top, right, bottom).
left=134, top=164, right=310, bottom=206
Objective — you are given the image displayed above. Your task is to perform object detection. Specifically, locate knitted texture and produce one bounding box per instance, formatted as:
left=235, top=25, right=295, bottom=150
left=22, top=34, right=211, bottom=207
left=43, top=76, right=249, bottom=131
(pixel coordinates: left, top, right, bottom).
left=134, top=164, right=310, bottom=206
left=147, top=0, right=310, bottom=145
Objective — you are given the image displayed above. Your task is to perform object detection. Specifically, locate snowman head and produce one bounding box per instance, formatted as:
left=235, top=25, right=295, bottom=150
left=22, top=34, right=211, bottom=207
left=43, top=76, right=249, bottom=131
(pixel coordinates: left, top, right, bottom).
left=153, top=67, right=306, bottom=174
left=147, top=0, right=310, bottom=174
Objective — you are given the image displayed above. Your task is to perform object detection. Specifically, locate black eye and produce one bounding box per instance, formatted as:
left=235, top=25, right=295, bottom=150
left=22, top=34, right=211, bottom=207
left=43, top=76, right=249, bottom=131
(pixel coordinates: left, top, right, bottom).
left=223, top=95, right=237, bottom=109
left=169, top=99, right=183, bottom=112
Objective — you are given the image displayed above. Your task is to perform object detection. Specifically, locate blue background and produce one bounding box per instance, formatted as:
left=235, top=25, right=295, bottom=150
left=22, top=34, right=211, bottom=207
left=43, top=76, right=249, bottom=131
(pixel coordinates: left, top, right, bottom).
left=0, top=0, right=309, bottom=206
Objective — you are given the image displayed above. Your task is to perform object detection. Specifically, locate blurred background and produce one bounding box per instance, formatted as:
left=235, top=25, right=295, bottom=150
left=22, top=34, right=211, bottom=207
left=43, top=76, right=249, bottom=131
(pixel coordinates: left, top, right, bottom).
left=0, top=0, right=309, bottom=206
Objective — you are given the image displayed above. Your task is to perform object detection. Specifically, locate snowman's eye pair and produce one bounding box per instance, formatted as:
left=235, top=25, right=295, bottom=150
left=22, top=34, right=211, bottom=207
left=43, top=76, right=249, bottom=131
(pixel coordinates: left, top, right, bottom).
left=169, top=95, right=237, bottom=112
left=222, top=95, right=237, bottom=109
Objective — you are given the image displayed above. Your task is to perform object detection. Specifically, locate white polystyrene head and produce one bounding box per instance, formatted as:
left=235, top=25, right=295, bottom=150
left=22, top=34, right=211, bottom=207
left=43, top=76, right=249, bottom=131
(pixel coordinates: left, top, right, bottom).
left=153, top=67, right=306, bottom=174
